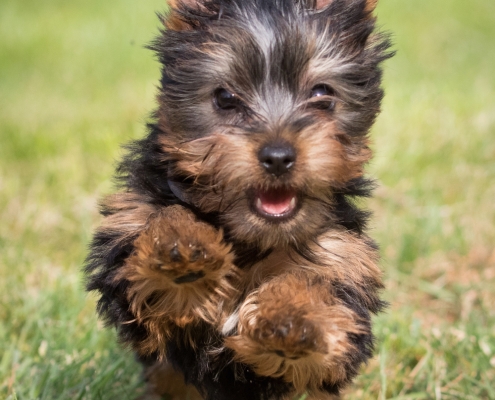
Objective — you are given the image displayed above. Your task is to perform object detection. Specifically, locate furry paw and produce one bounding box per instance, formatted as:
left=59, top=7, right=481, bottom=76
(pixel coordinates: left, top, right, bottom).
left=115, top=205, right=239, bottom=350
left=226, top=273, right=364, bottom=391
left=131, top=204, right=234, bottom=286
left=150, top=207, right=229, bottom=285
left=254, top=307, right=327, bottom=360
left=165, top=244, right=208, bottom=284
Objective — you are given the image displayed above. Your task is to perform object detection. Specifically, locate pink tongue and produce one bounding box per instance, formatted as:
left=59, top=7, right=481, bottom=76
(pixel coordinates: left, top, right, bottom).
left=258, top=189, right=294, bottom=215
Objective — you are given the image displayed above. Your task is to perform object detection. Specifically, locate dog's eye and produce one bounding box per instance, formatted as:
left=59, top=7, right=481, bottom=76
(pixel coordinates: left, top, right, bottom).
left=309, top=84, right=336, bottom=111
left=310, top=84, right=333, bottom=98
left=214, top=88, right=243, bottom=111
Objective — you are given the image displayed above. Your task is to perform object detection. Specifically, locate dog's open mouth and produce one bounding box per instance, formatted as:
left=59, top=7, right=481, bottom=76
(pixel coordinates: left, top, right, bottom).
left=254, top=187, right=298, bottom=220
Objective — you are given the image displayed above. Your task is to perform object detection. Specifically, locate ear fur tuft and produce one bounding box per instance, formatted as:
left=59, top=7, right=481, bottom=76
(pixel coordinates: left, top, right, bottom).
left=313, top=0, right=378, bottom=12
left=168, top=0, right=201, bottom=9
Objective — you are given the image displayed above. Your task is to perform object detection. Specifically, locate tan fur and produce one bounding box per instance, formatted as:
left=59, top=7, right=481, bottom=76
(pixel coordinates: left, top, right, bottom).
left=158, top=121, right=371, bottom=252
left=226, top=272, right=364, bottom=393
left=167, top=0, right=200, bottom=9
left=364, top=0, right=378, bottom=12
left=163, top=3, right=192, bottom=32
left=160, top=119, right=369, bottom=194
left=313, top=230, right=383, bottom=304
left=165, top=0, right=213, bottom=31
left=140, top=361, right=203, bottom=400
left=164, top=12, right=191, bottom=32
left=98, top=192, right=159, bottom=243
left=315, top=0, right=334, bottom=9
left=240, top=228, right=382, bottom=299
left=115, top=205, right=240, bottom=357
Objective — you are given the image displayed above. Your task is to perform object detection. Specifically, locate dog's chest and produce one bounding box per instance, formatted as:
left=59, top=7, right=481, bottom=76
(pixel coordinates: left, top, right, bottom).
left=242, top=248, right=297, bottom=292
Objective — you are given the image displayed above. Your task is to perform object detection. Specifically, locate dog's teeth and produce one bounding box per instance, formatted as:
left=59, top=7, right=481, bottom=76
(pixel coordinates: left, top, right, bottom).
left=290, top=197, right=296, bottom=209
left=256, top=197, right=263, bottom=210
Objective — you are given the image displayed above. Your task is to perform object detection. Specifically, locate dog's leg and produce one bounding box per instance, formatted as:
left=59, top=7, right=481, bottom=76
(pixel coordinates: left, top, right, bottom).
left=227, top=272, right=361, bottom=395
left=115, top=204, right=239, bottom=356
left=139, top=360, right=203, bottom=400
left=226, top=230, right=383, bottom=397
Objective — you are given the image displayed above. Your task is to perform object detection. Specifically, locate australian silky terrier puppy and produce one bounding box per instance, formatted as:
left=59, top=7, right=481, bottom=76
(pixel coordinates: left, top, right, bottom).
left=85, top=0, right=392, bottom=398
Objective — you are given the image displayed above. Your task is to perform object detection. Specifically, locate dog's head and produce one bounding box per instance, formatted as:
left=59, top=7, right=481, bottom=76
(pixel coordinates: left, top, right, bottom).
left=154, top=0, right=391, bottom=250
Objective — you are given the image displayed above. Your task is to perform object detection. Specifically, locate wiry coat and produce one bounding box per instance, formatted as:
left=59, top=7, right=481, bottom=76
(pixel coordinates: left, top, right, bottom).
left=85, top=0, right=393, bottom=399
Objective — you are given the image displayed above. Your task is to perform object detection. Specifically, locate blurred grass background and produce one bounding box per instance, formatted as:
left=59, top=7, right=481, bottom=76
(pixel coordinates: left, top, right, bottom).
left=0, top=0, right=494, bottom=398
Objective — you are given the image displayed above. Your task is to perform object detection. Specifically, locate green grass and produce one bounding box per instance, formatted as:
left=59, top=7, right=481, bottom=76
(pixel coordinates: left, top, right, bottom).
left=1, top=0, right=494, bottom=399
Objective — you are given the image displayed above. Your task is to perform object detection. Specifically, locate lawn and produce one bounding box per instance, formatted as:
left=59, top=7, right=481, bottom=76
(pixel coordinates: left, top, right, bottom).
left=1, top=0, right=494, bottom=399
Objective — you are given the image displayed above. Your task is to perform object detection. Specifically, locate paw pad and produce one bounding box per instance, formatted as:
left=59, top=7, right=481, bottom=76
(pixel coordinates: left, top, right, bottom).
left=173, top=271, right=206, bottom=284
left=253, top=311, right=327, bottom=359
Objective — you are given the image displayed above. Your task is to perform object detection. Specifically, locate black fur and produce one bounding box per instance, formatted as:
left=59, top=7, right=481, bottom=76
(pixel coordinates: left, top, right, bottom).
left=166, top=324, right=295, bottom=400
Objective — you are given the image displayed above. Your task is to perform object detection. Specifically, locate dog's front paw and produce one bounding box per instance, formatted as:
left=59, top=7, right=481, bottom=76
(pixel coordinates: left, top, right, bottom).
left=115, top=205, right=239, bottom=335
left=254, top=307, right=327, bottom=360
left=226, top=273, right=364, bottom=392
left=148, top=205, right=230, bottom=285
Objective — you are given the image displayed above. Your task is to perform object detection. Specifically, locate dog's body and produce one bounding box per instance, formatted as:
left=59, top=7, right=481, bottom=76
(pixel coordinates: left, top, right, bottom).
left=85, top=0, right=392, bottom=398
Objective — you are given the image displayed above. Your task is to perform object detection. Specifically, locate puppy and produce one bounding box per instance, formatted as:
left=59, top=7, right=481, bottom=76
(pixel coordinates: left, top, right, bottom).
left=85, top=0, right=392, bottom=399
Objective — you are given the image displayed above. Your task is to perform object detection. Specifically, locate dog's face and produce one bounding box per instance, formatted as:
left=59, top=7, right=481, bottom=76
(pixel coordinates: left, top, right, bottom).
left=156, top=0, right=390, bottom=250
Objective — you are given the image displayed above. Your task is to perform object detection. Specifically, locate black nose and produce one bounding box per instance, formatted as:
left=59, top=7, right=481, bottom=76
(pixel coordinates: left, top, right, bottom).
left=258, top=144, right=296, bottom=177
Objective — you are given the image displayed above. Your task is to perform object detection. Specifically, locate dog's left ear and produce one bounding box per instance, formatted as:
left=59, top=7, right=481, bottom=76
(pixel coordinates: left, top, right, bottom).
left=165, top=0, right=211, bottom=31
left=313, top=0, right=378, bottom=12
